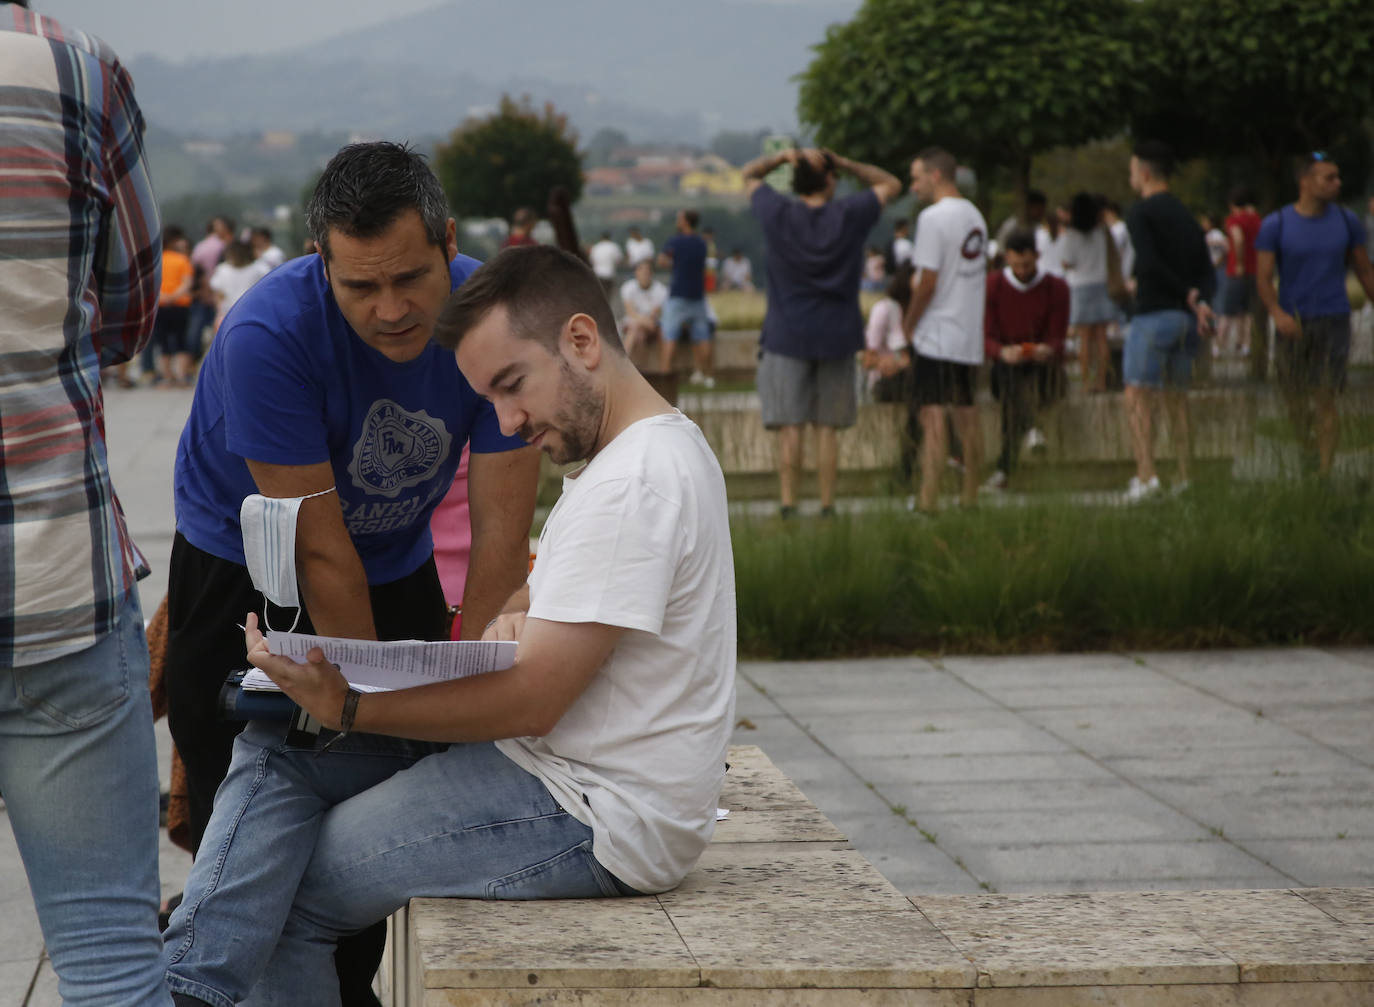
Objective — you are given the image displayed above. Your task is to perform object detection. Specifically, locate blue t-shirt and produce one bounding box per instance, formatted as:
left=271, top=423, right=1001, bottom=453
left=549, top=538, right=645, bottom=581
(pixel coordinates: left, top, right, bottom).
left=662, top=233, right=707, bottom=299
left=174, top=254, right=525, bottom=584
left=1255, top=204, right=1367, bottom=318
left=752, top=185, right=882, bottom=359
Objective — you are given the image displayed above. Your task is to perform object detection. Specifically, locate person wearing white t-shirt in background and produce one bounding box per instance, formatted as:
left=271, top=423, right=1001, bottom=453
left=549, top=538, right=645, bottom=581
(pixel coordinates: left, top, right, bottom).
left=902, top=147, right=988, bottom=512
left=589, top=230, right=625, bottom=300
left=208, top=239, right=270, bottom=331
left=625, top=225, right=655, bottom=268
left=619, top=259, right=668, bottom=353
left=250, top=226, right=286, bottom=271
left=1060, top=192, right=1115, bottom=394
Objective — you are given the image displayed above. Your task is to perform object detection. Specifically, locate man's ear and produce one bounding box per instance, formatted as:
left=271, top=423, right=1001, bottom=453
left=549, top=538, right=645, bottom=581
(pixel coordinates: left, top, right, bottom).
left=563, top=312, right=603, bottom=368
left=445, top=218, right=459, bottom=262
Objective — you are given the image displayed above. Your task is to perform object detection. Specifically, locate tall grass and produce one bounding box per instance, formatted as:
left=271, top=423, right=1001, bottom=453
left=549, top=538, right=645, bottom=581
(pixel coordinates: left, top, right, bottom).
left=733, top=481, right=1374, bottom=658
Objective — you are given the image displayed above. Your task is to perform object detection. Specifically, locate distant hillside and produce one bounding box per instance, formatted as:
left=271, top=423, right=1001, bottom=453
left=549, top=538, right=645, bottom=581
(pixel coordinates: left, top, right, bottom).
left=128, top=0, right=858, bottom=142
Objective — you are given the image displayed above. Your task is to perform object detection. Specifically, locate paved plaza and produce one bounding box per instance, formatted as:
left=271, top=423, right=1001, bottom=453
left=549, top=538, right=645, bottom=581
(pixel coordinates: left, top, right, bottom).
left=3, top=385, right=1371, bottom=1004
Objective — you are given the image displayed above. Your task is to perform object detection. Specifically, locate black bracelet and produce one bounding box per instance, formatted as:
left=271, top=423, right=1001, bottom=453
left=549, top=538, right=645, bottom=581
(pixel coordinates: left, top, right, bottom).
left=316, top=687, right=362, bottom=757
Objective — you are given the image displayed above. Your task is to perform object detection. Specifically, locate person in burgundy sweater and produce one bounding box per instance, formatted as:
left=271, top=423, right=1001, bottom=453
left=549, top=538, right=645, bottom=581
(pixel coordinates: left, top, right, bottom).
left=982, top=229, right=1070, bottom=488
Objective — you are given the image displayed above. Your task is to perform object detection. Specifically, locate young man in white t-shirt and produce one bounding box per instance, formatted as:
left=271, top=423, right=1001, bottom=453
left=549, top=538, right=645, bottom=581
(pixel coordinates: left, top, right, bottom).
left=619, top=258, right=668, bottom=352
left=625, top=225, right=654, bottom=267
left=588, top=230, right=625, bottom=298
left=162, top=246, right=736, bottom=1006
left=903, top=146, right=989, bottom=511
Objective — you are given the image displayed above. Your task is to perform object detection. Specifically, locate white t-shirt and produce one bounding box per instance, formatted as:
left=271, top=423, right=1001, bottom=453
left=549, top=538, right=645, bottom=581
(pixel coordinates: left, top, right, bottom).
left=620, top=277, right=668, bottom=319
left=1037, top=227, right=1065, bottom=277
left=1060, top=227, right=1108, bottom=288
left=496, top=412, right=736, bottom=894
left=209, top=260, right=269, bottom=325
left=1205, top=227, right=1228, bottom=269
left=625, top=236, right=655, bottom=266
left=589, top=239, right=625, bottom=279
left=892, top=235, right=914, bottom=266
left=1110, top=219, right=1135, bottom=280
left=865, top=296, right=906, bottom=354
left=911, top=196, right=988, bottom=365
left=257, top=244, right=285, bottom=270
left=721, top=255, right=753, bottom=290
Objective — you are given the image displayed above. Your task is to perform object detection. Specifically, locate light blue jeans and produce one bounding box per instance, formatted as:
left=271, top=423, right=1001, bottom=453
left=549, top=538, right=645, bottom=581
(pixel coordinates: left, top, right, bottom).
left=0, top=592, right=171, bottom=1006
left=163, top=726, right=635, bottom=1007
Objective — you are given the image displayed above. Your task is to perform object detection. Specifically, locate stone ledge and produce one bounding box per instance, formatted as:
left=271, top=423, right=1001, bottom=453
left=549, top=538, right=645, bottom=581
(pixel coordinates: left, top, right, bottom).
left=385, top=746, right=1374, bottom=1006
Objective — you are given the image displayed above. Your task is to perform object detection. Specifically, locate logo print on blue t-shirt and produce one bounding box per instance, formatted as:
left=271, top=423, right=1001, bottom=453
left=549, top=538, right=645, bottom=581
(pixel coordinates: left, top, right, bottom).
left=349, top=399, right=453, bottom=499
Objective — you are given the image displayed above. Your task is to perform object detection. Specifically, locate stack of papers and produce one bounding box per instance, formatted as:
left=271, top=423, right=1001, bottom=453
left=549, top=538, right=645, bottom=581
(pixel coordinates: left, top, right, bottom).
left=241, top=632, right=517, bottom=694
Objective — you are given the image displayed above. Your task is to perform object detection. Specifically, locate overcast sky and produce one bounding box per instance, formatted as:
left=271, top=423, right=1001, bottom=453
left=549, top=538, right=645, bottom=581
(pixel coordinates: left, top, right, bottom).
left=32, top=0, right=844, bottom=63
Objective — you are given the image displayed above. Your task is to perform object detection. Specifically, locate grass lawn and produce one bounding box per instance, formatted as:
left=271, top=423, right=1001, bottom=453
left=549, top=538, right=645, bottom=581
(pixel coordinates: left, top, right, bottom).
left=733, top=480, right=1374, bottom=658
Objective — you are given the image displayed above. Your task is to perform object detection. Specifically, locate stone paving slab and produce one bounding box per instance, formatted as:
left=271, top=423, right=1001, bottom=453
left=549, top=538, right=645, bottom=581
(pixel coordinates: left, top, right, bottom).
left=1298, top=887, right=1374, bottom=925
left=948, top=839, right=1290, bottom=889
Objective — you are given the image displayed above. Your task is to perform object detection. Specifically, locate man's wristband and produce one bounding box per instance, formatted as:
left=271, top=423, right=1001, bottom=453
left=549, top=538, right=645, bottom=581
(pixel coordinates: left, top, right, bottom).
left=317, top=687, right=361, bottom=757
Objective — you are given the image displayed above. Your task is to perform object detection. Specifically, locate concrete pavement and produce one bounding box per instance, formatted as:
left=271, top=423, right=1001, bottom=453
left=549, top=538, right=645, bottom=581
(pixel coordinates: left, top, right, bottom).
left=3, top=381, right=1371, bottom=1004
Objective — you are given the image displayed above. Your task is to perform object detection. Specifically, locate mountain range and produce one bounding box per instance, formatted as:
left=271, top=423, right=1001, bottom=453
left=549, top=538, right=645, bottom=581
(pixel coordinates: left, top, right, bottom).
left=128, top=0, right=860, bottom=143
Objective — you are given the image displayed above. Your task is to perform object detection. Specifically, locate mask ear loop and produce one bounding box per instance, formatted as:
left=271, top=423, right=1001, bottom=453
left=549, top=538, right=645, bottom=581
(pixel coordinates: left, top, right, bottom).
left=260, top=485, right=336, bottom=638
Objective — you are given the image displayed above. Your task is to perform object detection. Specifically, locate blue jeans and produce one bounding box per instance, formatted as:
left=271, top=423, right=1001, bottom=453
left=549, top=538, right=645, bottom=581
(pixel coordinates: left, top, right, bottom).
left=660, top=296, right=712, bottom=344
left=163, top=727, right=633, bottom=1007
left=0, top=593, right=171, bottom=1006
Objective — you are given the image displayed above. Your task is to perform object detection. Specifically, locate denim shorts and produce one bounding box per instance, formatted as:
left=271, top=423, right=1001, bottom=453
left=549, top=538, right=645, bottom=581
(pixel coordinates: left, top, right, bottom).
left=1069, top=281, right=1117, bottom=326
left=660, top=296, right=712, bottom=344
left=1123, top=309, right=1196, bottom=389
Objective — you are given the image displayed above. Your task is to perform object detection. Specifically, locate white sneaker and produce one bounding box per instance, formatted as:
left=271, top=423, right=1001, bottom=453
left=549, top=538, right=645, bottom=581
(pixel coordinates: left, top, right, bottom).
left=701, top=375, right=716, bottom=389
left=1023, top=427, right=1047, bottom=453
left=1170, top=479, right=1191, bottom=497
left=981, top=470, right=1008, bottom=493
left=688, top=370, right=706, bottom=386
left=1124, top=475, right=1161, bottom=503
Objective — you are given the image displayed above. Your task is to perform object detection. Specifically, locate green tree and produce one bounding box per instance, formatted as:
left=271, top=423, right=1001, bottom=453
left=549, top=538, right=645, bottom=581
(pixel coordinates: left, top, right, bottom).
left=1130, top=0, right=1374, bottom=206
left=797, top=0, right=1135, bottom=210
left=434, top=95, right=583, bottom=223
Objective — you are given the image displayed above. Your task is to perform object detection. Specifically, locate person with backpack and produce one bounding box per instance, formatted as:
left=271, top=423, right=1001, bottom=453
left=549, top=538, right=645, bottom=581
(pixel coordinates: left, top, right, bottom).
left=1256, top=152, right=1374, bottom=477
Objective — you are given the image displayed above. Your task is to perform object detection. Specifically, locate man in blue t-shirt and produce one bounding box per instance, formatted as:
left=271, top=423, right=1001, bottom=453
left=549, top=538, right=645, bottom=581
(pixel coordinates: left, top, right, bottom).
left=162, top=142, right=538, bottom=1001
left=1256, top=152, right=1374, bottom=476
left=656, top=208, right=713, bottom=385
left=742, top=146, right=902, bottom=517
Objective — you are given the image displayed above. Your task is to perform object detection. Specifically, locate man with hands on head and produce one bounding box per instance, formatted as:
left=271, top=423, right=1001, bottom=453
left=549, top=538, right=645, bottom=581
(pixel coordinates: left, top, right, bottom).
left=161, top=142, right=538, bottom=1004
left=741, top=145, right=902, bottom=518
left=162, top=246, right=737, bottom=1007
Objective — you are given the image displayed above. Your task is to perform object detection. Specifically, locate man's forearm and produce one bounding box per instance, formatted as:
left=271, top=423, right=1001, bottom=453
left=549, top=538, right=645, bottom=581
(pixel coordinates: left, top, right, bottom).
left=741, top=151, right=788, bottom=181
left=904, top=286, right=935, bottom=339
left=834, top=154, right=899, bottom=194
left=298, top=551, right=377, bottom=640
left=458, top=535, right=529, bottom=640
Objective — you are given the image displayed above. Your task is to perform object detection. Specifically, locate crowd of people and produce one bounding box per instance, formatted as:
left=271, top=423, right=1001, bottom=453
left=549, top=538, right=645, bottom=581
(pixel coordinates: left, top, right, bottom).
left=787, top=144, right=1374, bottom=511
left=116, top=216, right=287, bottom=389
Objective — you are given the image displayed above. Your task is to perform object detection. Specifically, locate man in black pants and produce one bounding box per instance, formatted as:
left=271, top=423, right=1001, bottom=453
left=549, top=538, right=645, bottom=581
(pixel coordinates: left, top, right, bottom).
left=163, top=142, right=538, bottom=1002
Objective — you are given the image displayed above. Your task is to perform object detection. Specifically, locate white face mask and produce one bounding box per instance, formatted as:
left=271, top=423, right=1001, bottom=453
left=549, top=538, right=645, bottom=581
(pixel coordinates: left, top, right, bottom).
left=240, top=487, right=335, bottom=633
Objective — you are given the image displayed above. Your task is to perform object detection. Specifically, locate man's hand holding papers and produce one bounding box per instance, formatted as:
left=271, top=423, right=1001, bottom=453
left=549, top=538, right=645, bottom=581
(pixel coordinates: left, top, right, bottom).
left=244, top=611, right=351, bottom=730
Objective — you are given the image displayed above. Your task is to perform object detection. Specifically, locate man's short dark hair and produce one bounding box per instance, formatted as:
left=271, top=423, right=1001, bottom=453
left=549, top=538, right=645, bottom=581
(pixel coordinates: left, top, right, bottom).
left=1004, top=229, right=1038, bottom=256
left=306, top=142, right=449, bottom=261
left=163, top=224, right=186, bottom=245
left=1228, top=185, right=1255, bottom=208
left=893, top=219, right=909, bottom=235
left=433, top=245, right=622, bottom=356
left=1132, top=140, right=1176, bottom=180
left=792, top=150, right=836, bottom=197
left=1026, top=189, right=1047, bottom=208
left=250, top=225, right=273, bottom=242
left=916, top=147, right=957, bottom=184
left=1296, top=151, right=1335, bottom=181
left=681, top=209, right=700, bottom=229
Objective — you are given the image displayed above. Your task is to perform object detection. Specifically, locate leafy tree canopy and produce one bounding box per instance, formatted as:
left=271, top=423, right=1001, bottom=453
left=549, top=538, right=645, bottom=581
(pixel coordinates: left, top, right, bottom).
left=435, top=94, right=583, bottom=223
left=1130, top=0, right=1374, bottom=202
left=797, top=0, right=1135, bottom=193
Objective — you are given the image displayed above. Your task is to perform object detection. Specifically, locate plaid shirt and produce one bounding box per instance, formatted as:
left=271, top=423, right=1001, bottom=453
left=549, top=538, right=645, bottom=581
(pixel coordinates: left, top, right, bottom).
left=1, top=7, right=161, bottom=667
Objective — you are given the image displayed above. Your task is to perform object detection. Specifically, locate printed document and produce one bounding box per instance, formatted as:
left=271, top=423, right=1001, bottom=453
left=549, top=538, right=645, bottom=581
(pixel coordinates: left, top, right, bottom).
left=240, top=632, right=517, bottom=694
